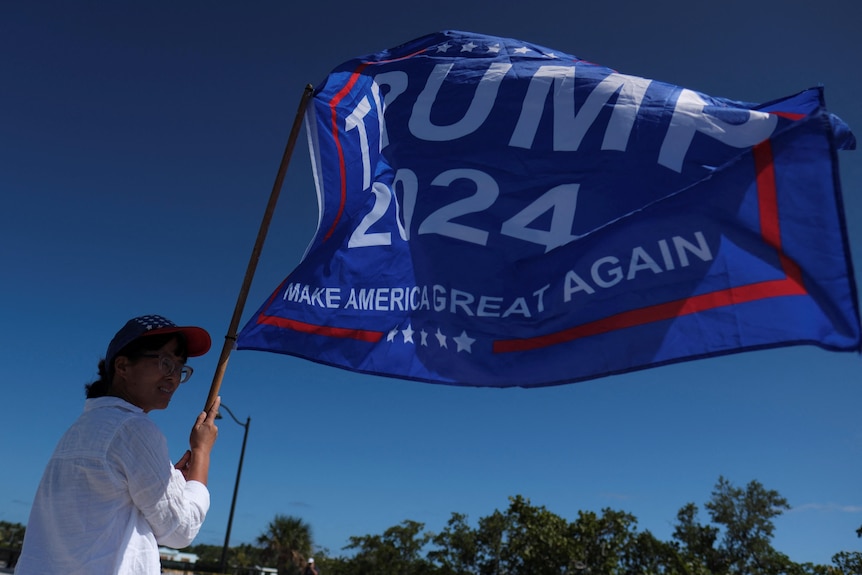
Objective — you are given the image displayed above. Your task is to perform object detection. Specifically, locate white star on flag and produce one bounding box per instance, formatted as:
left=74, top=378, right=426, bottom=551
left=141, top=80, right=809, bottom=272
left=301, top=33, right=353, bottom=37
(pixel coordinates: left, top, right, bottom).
left=435, top=328, right=448, bottom=348
left=402, top=324, right=415, bottom=344
left=453, top=331, right=476, bottom=353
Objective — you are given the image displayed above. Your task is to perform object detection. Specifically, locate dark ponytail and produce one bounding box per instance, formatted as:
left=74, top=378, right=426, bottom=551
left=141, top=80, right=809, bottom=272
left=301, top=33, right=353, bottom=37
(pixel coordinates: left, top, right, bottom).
left=84, top=360, right=112, bottom=398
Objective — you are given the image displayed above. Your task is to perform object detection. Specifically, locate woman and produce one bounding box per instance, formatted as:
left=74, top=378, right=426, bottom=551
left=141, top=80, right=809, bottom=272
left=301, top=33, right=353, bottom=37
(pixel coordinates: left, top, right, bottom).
left=15, top=314, right=220, bottom=574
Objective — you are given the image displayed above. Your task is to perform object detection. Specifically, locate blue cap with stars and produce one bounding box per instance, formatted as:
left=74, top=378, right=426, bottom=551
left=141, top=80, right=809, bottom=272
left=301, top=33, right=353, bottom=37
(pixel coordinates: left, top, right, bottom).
left=105, top=314, right=211, bottom=368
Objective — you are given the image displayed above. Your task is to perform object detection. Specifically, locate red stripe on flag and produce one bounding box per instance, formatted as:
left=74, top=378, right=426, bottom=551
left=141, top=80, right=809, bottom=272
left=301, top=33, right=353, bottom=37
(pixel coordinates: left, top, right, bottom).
left=322, top=62, right=369, bottom=242
left=493, top=278, right=806, bottom=353
left=493, top=139, right=808, bottom=354
left=772, top=111, right=806, bottom=120
left=321, top=47, right=432, bottom=243
left=257, top=314, right=384, bottom=343
left=754, top=140, right=781, bottom=249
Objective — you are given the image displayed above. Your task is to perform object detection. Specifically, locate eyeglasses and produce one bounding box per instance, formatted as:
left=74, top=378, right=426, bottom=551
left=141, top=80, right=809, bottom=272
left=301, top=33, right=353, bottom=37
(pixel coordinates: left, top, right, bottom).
left=140, top=353, right=194, bottom=383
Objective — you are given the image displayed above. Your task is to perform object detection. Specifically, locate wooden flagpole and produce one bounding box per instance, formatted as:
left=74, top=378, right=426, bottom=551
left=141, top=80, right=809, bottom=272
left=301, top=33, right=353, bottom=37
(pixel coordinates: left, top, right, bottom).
left=204, top=84, right=315, bottom=411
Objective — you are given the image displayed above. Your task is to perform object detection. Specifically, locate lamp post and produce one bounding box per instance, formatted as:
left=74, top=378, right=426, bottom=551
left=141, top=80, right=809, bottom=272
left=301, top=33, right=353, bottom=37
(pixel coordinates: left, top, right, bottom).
left=218, top=403, right=251, bottom=575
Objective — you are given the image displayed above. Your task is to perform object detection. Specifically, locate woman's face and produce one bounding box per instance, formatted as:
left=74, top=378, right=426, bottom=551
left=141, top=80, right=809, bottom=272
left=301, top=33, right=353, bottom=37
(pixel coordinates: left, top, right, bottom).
left=112, top=337, right=186, bottom=412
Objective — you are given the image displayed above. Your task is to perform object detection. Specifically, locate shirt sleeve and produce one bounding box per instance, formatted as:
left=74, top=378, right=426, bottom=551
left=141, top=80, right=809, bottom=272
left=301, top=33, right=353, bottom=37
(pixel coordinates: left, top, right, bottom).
left=108, top=415, right=211, bottom=548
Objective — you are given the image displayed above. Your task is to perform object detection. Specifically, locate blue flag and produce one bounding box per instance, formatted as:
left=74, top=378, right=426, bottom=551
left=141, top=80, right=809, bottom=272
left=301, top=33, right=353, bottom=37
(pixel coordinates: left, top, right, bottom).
left=236, top=30, right=860, bottom=387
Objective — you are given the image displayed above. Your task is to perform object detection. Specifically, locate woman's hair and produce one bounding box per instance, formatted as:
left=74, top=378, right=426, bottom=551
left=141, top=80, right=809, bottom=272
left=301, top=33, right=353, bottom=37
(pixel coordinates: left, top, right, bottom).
left=85, top=333, right=189, bottom=398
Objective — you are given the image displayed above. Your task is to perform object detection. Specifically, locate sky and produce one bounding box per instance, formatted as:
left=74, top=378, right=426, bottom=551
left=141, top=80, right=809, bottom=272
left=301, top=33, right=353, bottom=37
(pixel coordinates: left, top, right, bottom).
left=1, top=0, right=860, bottom=567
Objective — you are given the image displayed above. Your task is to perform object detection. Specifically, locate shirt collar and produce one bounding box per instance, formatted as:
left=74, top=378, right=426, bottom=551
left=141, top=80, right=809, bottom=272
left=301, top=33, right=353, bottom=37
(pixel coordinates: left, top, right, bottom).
left=84, top=396, right=145, bottom=414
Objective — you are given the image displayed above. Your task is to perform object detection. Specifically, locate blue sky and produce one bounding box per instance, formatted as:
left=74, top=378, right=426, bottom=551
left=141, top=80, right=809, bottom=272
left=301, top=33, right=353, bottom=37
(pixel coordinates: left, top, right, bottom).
left=1, top=0, right=860, bottom=567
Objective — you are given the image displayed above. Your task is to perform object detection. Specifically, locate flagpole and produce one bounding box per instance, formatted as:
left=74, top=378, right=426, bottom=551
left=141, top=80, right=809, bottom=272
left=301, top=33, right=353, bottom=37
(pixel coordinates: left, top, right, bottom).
left=204, top=84, right=315, bottom=412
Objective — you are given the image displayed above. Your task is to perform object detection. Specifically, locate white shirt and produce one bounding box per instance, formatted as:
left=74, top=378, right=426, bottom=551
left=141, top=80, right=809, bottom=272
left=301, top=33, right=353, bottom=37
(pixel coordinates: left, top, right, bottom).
left=15, top=397, right=210, bottom=574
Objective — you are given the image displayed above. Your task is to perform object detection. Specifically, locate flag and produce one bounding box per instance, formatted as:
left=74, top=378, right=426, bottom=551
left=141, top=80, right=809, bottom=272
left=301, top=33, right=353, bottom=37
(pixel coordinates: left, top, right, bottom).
left=236, top=30, right=860, bottom=388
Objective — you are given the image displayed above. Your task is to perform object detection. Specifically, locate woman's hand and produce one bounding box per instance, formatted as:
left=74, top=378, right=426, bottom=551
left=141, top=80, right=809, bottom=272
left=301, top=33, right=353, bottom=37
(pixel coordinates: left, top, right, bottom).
left=182, top=396, right=220, bottom=484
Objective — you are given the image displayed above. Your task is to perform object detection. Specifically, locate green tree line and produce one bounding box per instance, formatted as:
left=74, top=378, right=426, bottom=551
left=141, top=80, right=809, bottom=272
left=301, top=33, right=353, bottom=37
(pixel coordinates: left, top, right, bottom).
left=3, top=476, right=861, bottom=574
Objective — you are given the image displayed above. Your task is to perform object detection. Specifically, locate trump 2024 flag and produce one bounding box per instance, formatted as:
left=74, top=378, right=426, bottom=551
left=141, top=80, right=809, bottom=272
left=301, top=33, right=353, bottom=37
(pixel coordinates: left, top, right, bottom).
left=236, top=30, right=860, bottom=388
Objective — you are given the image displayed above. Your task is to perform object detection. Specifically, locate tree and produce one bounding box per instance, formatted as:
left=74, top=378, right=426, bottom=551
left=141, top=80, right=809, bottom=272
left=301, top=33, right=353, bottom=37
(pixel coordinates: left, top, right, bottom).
left=569, top=507, right=643, bottom=575
left=0, top=521, right=26, bottom=548
left=474, top=508, right=509, bottom=575
left=232, top=542, right=266, bottom=571
left=344, top=519, right=432, bottom=575
left=670, top=476, right=810, bottom=575
left=256, top=514, right=314, bottom=575
left=252, top=477, right=841, bottom=575
left=181, top=543, right=223, bottom=570
left=195, top=541, right=265, bottom=572
left=705, top=476, right=793, bottom=574
left=832, top=551, right=862, bottom=575
left=501, top=495, right=573, bottom=575
left=429, top=512, right=479, bottom=575
left=672, top=502, right=723, bottom=574
left=626, top=529, right=681, bottom=575
left=452, top=495, right=650, bottom=575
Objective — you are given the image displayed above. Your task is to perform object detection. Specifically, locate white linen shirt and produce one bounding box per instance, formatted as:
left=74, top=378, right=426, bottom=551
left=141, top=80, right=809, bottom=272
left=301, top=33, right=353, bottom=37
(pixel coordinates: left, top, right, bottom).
left=15, top=396, right=210, bottom=574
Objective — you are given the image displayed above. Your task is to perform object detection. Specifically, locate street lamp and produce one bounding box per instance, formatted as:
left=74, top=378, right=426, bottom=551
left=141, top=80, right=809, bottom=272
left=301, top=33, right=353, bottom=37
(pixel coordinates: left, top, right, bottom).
left=218, top=403, right=251, bottom=574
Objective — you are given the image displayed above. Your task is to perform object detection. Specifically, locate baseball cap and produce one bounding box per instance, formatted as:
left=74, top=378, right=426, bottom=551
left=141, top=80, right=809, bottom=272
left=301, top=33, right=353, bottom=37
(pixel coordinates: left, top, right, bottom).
left=106, top=314, right=212, bottom=367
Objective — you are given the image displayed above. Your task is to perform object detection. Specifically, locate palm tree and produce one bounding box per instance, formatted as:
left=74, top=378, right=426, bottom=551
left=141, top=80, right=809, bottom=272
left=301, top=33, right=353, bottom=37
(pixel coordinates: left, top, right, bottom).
left=257, top=514, right=314, bottom=575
